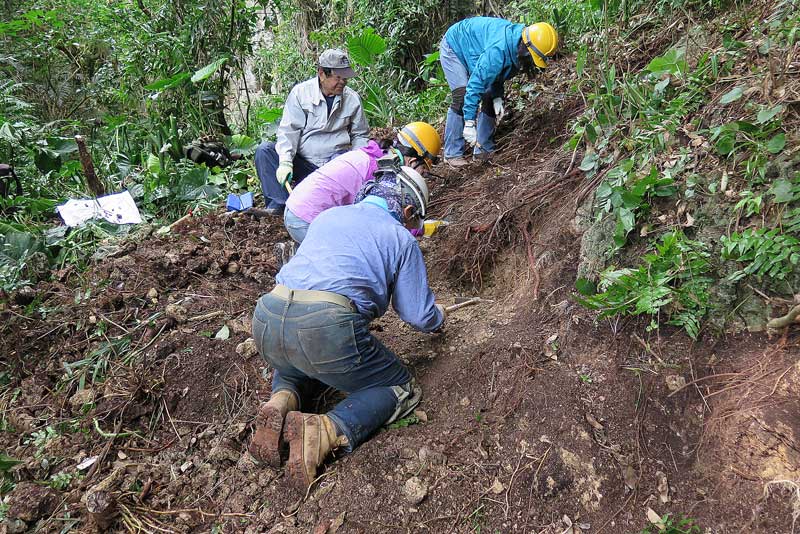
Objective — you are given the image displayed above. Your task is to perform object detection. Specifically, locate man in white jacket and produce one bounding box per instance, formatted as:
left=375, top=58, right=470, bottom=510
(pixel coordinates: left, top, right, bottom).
left=255, top=49, right=370, bottom=215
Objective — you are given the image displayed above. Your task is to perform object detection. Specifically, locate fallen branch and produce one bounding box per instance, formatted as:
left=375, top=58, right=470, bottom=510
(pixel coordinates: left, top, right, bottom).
left=767, top=304, right=800, bottom=329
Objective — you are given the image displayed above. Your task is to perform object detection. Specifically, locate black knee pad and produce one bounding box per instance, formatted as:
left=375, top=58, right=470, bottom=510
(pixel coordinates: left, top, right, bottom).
left=481, top=94, right=496, bottom=118
left=450, top=87, right=466, bottom=115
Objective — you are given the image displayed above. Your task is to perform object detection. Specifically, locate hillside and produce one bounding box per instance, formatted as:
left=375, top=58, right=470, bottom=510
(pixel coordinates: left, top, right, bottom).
left=2, top=0, right=800, bottom=533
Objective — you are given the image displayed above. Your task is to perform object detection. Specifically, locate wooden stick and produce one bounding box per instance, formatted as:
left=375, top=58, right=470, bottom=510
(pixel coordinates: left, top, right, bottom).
left=445, top=297, right=482, bottom=313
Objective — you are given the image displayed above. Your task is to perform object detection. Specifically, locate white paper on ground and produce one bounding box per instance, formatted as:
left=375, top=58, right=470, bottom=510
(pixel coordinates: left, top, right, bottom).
left=57, top=190, right=142, bottom=227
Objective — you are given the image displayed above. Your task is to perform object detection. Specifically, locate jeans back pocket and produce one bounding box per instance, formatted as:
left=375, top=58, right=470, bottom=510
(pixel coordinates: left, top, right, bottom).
left=296, top=320, right=360, bottom=374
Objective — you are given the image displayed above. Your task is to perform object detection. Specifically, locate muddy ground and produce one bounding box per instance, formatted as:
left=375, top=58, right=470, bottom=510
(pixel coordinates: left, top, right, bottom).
left=3, top=46, right=800, bottom=534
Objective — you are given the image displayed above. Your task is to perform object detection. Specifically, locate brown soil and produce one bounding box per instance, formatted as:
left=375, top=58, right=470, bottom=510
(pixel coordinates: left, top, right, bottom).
left=3, top=31, right=800, bottom=534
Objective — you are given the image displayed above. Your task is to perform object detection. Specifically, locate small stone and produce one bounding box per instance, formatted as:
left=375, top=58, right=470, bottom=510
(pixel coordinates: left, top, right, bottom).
left=413, top=409, right=428, bottom=423
left=236, top=338, right=259, bottom=358
left=180, top=461, right=193, bottom=473
left=418, top=446, right=447, bottom=465
left=226, top=261, right=240, bottom=274
left=117, top=451, right=127, bottom=460
left=146, top=287, right=158, bottom=299
left=665, top=375, right=686, bottom=392
left=88, top=315, right=97, bottom=324
left=511, top=342, right=523, bottom=354
left=165, top=303, right=188, bottom=324
left=459, top=396, right=470, bottom=407
left=489, top=478, right=505, bottom=494
left=403, top=477, right=428, bottom=505
left=69, top=388, right=95, bottom=412
left=208, top=445, right=240, bottom=464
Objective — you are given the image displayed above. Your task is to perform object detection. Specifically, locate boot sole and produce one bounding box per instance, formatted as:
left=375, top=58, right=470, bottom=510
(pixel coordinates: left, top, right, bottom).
left=248, top=404, right=284, bottom=467
left=284, top=411, right=313, bottom=490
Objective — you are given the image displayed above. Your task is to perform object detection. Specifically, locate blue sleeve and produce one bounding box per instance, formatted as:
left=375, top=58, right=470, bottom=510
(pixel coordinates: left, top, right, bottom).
left=463, top=46, right=506, bottom=121
left=391, top=240, right=443, bottom=332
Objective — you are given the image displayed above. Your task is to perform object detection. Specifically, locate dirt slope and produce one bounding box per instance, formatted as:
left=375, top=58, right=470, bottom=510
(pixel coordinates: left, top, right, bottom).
left=3, top=9, right=800, bottom=534
left=1, top=128, right=798, bottom=534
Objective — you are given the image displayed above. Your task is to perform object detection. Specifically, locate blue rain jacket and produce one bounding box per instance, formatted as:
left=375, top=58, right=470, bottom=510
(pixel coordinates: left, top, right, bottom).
left=444, top=17, right=524, bottom=121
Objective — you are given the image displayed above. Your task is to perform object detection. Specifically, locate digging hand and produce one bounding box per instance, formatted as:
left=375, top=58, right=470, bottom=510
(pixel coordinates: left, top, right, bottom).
left=276, top=162, right=293, bottom=187
left=462, top=120, right=477, bottom=145
left=492, top=97, right=505, bottom=123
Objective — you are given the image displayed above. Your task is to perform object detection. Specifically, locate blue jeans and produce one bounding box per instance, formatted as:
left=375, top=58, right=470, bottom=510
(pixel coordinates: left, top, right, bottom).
left=284, top=207, right=311, bottom=243
left=252, top=291, right=413, bottom=451
left=439, top=37, right=496, bottom=158
left=254, top=142, right=318, bottom=209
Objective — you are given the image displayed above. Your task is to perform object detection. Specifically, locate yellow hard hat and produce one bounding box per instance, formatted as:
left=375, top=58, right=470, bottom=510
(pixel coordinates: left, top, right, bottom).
left=397, top=122, right=442, bottom=169
left=522, top=22, right=559, bottom=69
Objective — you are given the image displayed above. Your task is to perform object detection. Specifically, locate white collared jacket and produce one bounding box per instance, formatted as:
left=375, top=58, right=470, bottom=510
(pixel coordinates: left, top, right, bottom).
left=275, top=76, right=370, bottom=167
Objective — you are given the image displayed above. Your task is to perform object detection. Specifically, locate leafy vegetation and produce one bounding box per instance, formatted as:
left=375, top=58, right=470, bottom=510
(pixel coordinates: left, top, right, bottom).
left=641, top=514, right=701, bottom=534
left=576, top=231, right=713, bottom=339
left=572, top=1, right=800, bottom=337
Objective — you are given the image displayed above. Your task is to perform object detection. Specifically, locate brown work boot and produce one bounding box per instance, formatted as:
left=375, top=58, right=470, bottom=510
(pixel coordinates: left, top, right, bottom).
left=248, top=390, right=298, bottom=466
left=284, top=412, right=348, bottom=490
left=445, top=156, right=470, bottom=168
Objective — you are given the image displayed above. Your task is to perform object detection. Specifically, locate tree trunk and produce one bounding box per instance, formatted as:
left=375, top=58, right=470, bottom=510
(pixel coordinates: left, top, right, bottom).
left=75, top=135, right=105, bottom=197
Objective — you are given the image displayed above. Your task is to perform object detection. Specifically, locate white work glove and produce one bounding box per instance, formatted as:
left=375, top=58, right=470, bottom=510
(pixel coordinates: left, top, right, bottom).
left=493, top=97, right=505, bottom=123
left=276, top=162, right=293, bottom=186
left=462, top=120, right=477, bottom=146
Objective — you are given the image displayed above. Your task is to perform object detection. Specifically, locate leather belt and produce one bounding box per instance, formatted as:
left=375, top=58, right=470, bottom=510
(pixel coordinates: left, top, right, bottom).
left=271, top=284, right=355, bottom=312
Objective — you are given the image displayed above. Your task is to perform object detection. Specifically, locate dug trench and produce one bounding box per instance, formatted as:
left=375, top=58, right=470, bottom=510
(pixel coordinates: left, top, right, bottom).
left=3, top=79, right=800, bottom=534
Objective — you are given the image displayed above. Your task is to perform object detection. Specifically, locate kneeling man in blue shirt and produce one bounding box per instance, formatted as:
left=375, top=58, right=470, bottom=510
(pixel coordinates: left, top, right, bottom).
left=249, top=158, right=446, bottom=489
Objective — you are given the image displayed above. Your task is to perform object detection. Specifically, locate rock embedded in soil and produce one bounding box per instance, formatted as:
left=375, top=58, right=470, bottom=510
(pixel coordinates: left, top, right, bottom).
left=236, top=338, right=258, bottom=358
left=403, top=476, right=428, bottom=505
left=6, top=481, right=59, bottom=523
left=69, top=388, right=95, bottom=412
left=165, top=303, right=188, bottom=323
left=665, top=374, right=686, bottom=392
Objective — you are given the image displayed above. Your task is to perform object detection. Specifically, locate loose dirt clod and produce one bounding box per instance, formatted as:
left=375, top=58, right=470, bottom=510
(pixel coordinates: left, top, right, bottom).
left=403, top=476, right=428, bottom=505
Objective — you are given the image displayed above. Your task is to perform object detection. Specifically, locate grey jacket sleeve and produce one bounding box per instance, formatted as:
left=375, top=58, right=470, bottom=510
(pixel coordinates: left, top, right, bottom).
left=275, top=88, right=306, bottom=164
left=349, top=93, right=370, bottom=150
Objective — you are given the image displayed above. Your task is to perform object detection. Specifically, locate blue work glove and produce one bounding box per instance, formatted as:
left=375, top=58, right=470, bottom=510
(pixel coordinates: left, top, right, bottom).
left=463, top=120, right=477, bottom=145
left=276, top=162, right=293, bottom=186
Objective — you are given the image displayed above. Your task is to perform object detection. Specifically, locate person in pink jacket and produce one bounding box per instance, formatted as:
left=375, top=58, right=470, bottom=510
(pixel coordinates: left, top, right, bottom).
left=283, top=122, right=441, bottom=243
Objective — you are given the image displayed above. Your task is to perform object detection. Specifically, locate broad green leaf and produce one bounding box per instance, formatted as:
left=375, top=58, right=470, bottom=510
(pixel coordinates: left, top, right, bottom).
left=191, top=58, right=228, bottom=83
left=256, top=107, right=283, bottom=123
left=146, top=153, right=161, bottom=174
left=346, top=27, right=386, bottom=66
left=720, top=87, right=744, bottom=104
left=767, top=133, right=786, bottom=154
left=48, top=137, right=78, bottom=155
left=0, top=453, right=21, bottom=472
left=575, top=278, right=597, bottom=296
left=756, top=104, right=783, bottom=124
left=0, top=122, right=17, bottom=142
left=145, top=72, right=190, bottom=91
left=645, top=48, right=686, bottom=75
left=770, top=179, right=795, bottom=203
left=229, top=134, right=258, bottom=156
left=422, top=51, right=439, bottom=65
left=576, top=46, right=587, bottom=77
left=578, top=152, right=598, bottom=171
left=215, top=325, right=230, bottom=340
left=715, top=132, right=736, bottom=155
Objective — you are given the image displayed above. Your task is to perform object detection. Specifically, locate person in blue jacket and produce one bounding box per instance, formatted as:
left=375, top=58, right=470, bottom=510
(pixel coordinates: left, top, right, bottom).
left=439, top=18, right=559, bottom=166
